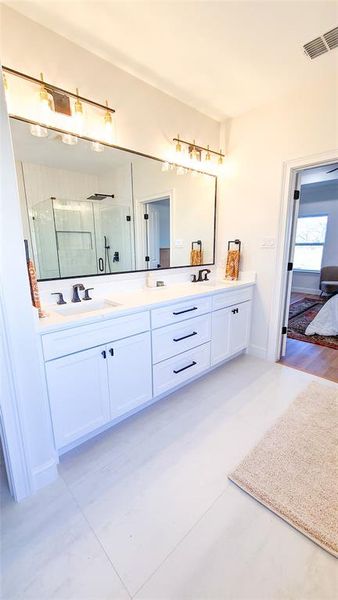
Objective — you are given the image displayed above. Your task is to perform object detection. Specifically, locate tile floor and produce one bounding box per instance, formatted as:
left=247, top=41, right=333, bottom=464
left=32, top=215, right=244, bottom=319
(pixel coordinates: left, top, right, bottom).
left=1, top=355, right=337, bottom=600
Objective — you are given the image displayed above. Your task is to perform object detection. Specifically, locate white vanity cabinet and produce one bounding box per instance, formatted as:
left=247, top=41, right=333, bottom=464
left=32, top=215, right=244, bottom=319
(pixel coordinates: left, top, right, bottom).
left=45, top=344, right=110, bottom=449
left=107, top=332, right=152, bottom=419
left=211, top=301, right=251, bottom=366
left=41, top=282, right=254, bottom=453
left=43, top=312, right=152, bottom=450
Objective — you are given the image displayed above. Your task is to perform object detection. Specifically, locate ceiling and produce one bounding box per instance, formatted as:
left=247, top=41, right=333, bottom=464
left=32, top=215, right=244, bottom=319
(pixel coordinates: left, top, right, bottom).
left=301, top=162, right=338, bottom=185
left=6, top=1, right=338, bottom=120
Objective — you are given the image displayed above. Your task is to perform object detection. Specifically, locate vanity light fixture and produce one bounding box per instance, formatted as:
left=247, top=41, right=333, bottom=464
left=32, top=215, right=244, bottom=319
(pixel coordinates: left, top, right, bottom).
left=3, top=66, right=116, bottom=146
left=90, top=141, right=104, bottom=152
left=173, top=135, right=225, bottom=174
left=175, top=134, right=182, bottom=154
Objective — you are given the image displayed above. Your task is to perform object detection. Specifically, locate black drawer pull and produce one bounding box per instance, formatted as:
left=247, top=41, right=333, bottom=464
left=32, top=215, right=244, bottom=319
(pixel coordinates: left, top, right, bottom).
left=173, top=361, right=197, bottom=374
left=173, top=306, right=197, bottom=316
left=173, top=331, right=197, bottom=342
left=101, top=350, right=106, bottom=359
left=109, top=348, right=114, bottom=356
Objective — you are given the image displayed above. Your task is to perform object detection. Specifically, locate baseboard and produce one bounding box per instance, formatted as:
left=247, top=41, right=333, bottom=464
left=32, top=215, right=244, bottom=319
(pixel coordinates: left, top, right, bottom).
left=32, top=457, right=58, bottom=492
left=292, top=286, right=320, bottom=296
left=247, top=344, right=267, bottom=359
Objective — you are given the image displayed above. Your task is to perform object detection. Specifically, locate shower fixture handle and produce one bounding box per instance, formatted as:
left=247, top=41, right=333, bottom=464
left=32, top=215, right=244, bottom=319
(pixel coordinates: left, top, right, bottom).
left=83, top=288, right=94, bottom=301
left=51, top=292, right=66, bottom=305
left=72, top=283, right=85, bottom=303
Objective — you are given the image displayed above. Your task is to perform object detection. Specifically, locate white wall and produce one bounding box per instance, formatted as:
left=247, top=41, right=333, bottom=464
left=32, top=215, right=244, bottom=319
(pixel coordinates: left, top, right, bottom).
left=218, top=79, right=338, bottom=358
left=292, top=180, right=338, bottom=294
left=0, top=5, right=219, bottom=163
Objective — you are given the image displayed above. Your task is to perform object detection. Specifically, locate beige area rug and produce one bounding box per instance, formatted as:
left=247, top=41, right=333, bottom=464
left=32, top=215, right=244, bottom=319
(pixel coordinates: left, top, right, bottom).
left=228, top=381, right=338, bottom=557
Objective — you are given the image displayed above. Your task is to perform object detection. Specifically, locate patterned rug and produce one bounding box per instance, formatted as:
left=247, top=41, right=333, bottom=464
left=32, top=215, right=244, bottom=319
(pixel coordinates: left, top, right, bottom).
left=288, top=297, right=338, bottom=350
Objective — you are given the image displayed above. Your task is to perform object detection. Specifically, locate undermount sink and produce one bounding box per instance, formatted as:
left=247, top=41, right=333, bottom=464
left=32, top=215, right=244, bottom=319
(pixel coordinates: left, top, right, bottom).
left=53, top=299, right=122, bottom=316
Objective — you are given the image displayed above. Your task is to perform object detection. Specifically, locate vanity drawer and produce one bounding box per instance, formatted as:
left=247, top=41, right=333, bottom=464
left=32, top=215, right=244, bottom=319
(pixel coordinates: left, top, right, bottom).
left=153, top=342, right=210, bottom=397
left=151, top=296, right=211, bottom=329
left=212, top=287, right=253, bottom=311
left=42, top=311, right=150, bottom=361
left=152, top=314, right=211, bottom=364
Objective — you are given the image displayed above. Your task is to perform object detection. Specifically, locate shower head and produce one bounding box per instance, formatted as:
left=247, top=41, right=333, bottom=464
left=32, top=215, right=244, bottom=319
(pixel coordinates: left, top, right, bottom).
left=87, top=193, right=114, bottom=200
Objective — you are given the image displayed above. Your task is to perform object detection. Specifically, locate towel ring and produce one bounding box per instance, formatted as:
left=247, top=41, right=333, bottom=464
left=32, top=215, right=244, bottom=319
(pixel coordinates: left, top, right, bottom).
left=191, top=240, right=202, bottom=251
left=227, top=239, right=241, bottom=252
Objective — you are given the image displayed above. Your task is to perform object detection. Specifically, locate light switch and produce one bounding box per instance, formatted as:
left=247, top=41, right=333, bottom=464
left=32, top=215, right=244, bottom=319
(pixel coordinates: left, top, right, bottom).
left=260, top=237, right=275, bottom=249
left=175, top=239, right=184, bottom=248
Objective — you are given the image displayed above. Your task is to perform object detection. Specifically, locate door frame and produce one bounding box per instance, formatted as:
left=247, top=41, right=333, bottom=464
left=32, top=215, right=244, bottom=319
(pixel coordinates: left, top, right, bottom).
left=267, top=149, right=338, bottom=362
left=135, top=190, right=173, bottom=270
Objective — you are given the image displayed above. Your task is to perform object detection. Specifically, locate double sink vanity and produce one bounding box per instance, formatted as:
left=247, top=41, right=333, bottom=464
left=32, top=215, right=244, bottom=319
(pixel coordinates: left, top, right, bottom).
left=9, top=115, right=255, bottom=458
left=39, top=277, right=255, bottom=453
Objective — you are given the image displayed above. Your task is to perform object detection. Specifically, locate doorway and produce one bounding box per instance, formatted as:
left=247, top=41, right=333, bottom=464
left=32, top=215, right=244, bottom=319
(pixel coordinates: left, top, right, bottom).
left=278, top=162, right=338, bottom=382
left=137, top=195, right=171, bottom=270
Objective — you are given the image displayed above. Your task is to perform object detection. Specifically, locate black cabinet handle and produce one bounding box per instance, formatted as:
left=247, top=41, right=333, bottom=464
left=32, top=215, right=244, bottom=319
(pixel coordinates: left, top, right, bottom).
left=101, top=350, right=106, bottom=359
left=173, top=331, right=197, bottom=342
left=232, top=308, right=239, bottom=314
left=173, top=306, right=197, bottom=316
left=173, top=361, right=197, bottom=374
left=109, top=348, right=114, bottom=356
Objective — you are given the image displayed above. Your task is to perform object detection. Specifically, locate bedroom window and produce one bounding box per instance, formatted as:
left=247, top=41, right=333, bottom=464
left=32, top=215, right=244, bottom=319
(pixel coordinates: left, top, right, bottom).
left=293, top=215, right=328, bottom=272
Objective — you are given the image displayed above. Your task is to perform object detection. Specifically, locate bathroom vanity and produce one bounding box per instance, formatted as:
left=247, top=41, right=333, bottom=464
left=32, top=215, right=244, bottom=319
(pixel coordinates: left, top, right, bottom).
left=39, top=279, right=255, bottom=453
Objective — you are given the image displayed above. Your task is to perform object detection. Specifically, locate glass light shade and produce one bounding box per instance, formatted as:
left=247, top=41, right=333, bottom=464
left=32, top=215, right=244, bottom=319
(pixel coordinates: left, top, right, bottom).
left=74, top=93, right=84, bottom=135
left=30, top=124, right=48, bottom=138
left=61, top=133, right=78, bottom=145
left=90, top=141, right=104, bottom=152
left=103, top=106, right=114, bottom=143
left=176, top=166, right=186, bottom=175
left=161, top=161, right=170, bottom=172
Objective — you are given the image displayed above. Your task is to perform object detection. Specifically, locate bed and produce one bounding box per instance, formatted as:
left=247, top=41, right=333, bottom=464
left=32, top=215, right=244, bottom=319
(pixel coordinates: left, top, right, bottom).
left=305, top=294, right=338, bottom=337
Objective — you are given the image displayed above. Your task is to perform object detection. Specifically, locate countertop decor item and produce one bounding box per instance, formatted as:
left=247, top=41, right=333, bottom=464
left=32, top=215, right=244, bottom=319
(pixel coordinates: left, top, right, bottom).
left=225, top=239, right=241, bottom=280
left=229, top=381, right=338, bottom=557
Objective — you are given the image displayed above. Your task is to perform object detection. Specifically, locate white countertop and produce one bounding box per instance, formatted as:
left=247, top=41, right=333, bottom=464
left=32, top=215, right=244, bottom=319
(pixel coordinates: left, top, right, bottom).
left=37, top=278, right=256, bottom=334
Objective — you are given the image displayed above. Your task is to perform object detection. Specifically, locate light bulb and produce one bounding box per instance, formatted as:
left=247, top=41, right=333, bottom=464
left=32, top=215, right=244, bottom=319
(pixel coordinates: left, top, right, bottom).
left=91, top=141, right=104, bottom=152
left=218, top=150, right=224, bottom=166
left=103, top=100, right=114, bottom=143
left=175, top=134, right=182, bottom=154
left=30, top=124, right=48, bottom=138
left=161, top=161, right=170, bottom=172
left=205, top=145, right=211, bottom=162
left=39, top=73, right=52, bottom=125
left=74, top=88, right=84, bottom=135
left=176, top=166, right=186, bottom=175
left=61, top=133, right=78, bottom=145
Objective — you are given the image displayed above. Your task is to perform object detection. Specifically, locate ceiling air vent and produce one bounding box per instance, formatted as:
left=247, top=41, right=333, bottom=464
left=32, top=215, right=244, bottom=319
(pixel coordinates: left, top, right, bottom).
left=323, top=26, right=338, bottom=50
left=303, top=36, right=328, bottom=59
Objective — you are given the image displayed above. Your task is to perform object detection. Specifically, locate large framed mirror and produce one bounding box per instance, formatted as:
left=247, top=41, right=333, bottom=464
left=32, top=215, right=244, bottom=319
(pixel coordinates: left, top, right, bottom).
left=10, top=118, right=217, bottom=280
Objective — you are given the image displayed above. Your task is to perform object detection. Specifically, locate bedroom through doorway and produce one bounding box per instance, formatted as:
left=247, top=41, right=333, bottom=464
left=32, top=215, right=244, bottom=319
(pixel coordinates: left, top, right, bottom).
left=279, top=162, right=338, bottom=382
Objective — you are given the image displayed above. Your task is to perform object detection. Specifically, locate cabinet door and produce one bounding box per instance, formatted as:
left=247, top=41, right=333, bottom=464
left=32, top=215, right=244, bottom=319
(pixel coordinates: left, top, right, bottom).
left=229, top=301, right=251, bottom=355
left=107, top=332, right=152, bottom=419
left=45, top=346, right=110, bottom=449
left=211, top=307, right=231, bottom=366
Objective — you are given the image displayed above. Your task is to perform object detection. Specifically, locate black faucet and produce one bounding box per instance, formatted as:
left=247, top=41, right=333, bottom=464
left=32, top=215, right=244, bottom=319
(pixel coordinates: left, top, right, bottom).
left=72, top=283, right=85, bottom=303
left=191, top=269, right=211, bottom=283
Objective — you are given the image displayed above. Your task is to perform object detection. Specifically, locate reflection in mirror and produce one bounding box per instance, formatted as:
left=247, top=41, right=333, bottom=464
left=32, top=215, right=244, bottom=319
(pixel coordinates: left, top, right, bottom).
left=10, top=118, right=216, bottom=280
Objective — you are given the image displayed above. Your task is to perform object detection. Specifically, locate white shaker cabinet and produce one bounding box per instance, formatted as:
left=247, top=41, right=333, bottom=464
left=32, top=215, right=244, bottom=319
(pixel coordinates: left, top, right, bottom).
left=45, top=344, right=110, bottom=449
left=211, top=301, right=251, bottom=366
left=107, top=331, right=152, bottom=419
